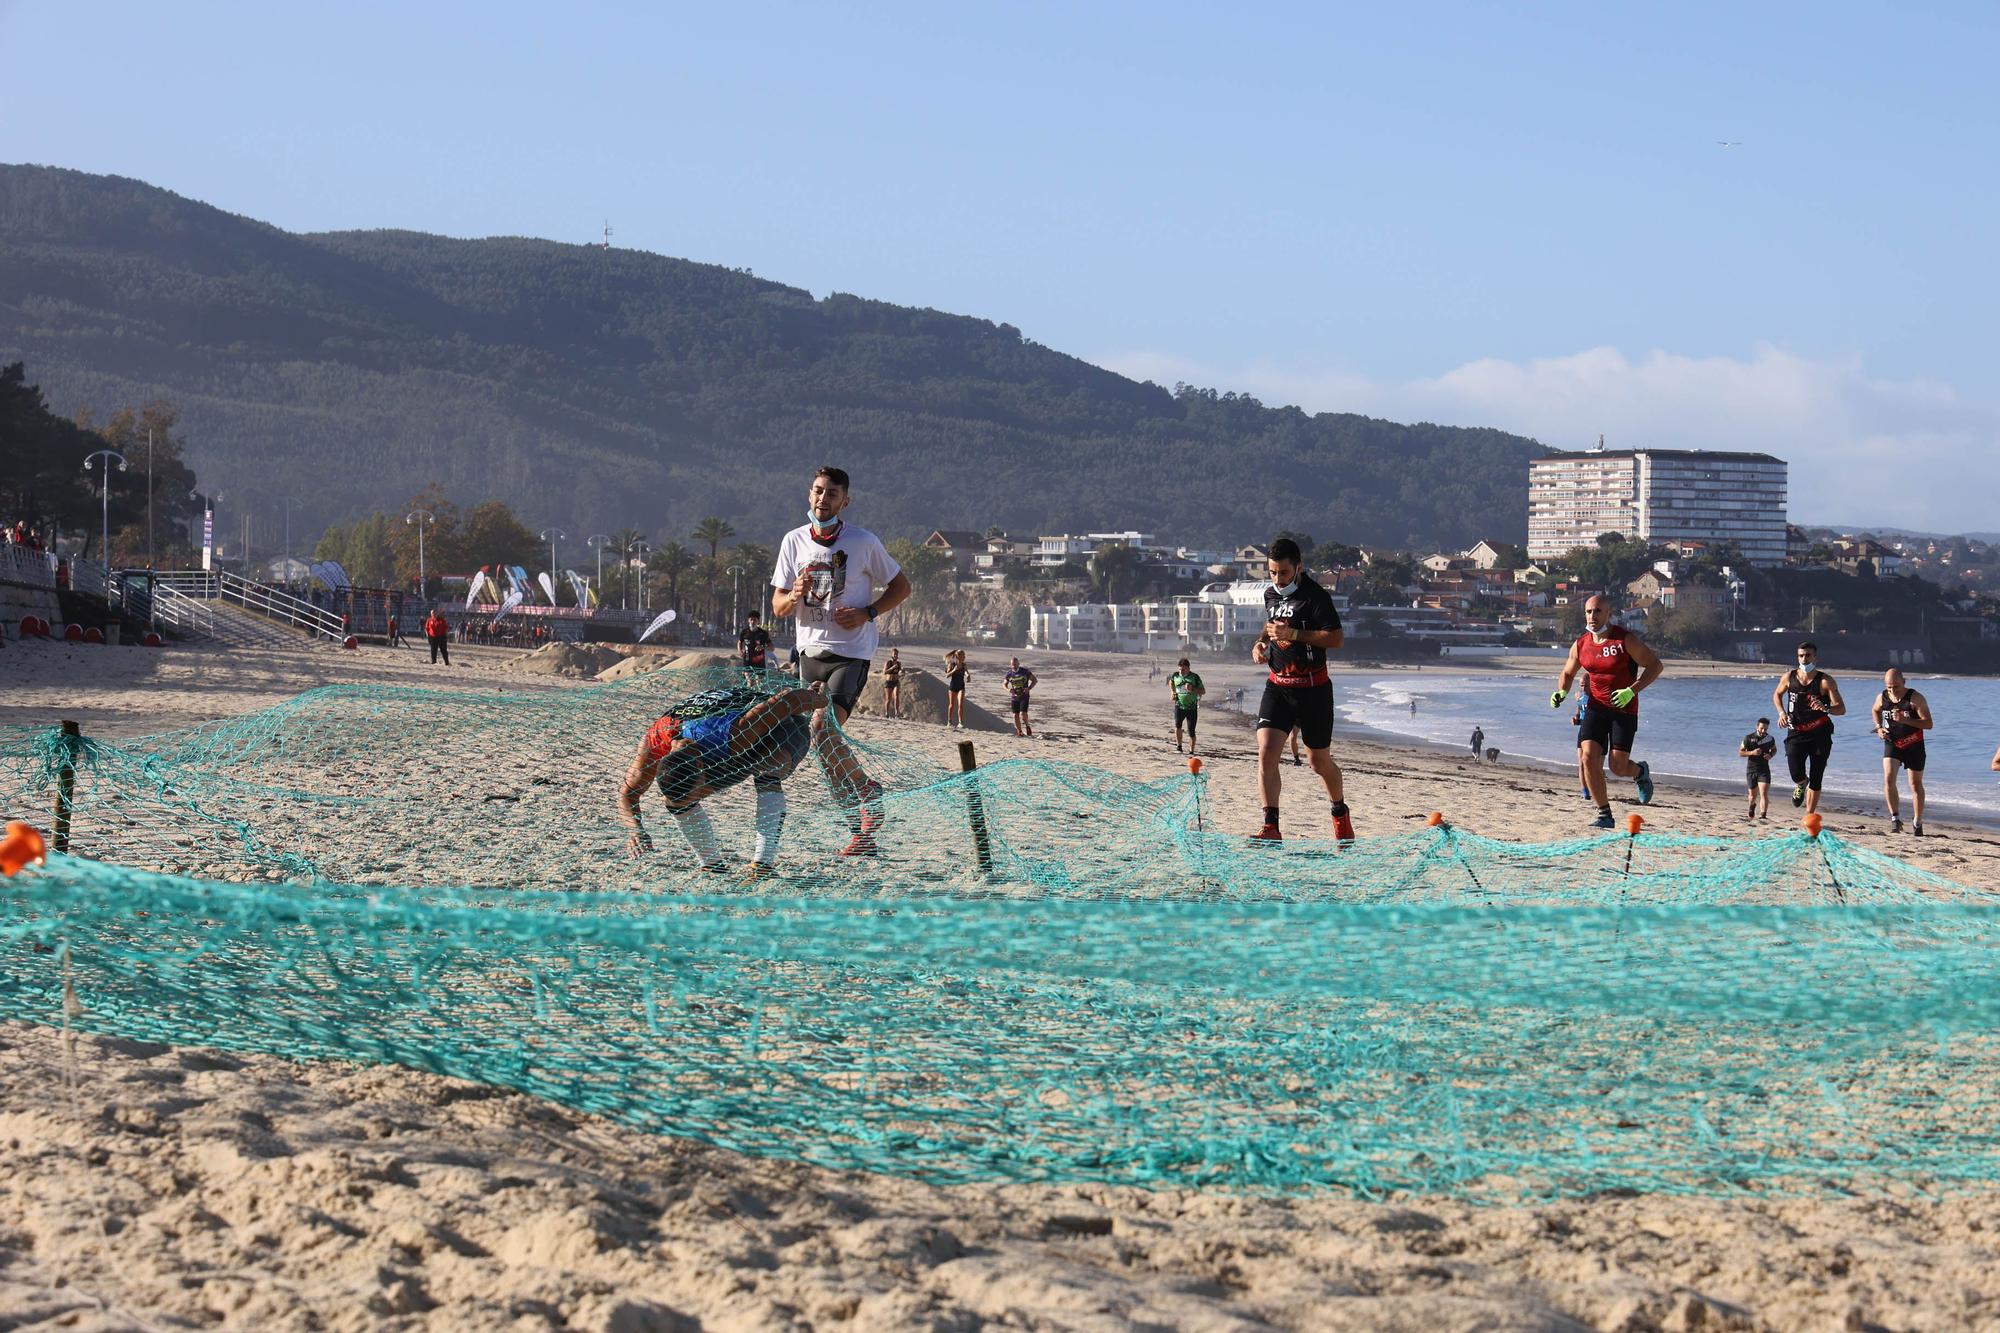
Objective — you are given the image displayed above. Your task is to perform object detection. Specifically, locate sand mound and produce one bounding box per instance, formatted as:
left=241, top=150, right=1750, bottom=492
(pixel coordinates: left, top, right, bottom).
left=502, top=642, right=628, bottom=679
left=594, top=649, right=680, bottom=682
left=651, top=650, right=738, bottom=674
left=853, top=667, right=1008, bottom=732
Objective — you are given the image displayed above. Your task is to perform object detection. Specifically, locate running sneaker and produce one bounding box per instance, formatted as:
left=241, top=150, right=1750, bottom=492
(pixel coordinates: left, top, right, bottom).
left=1892, top=816, right=1904, bottom=834
left=1251, top=823, right=1282, bottom=842
left=1292, top=755, right=1303, bottom=767
left=1332, top=809, right=1357, bottom=844
left=1791, top=782, right=1807, bottom=808
left=736, top=861, right=776, bottom=885
left=1591, top=810, right=1616, bottom=830
left=1913, top=823, right=1924, bottom=837
left=1634, top=761, right=1655, bottom=805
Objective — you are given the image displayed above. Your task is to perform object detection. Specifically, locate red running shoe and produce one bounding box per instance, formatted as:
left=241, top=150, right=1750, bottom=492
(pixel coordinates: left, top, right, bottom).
left=1333, top=810, right=1357, bottom=844
left=1251, top=823, right=1282, bottom=842
left=839, top=831, right=880, bottom=857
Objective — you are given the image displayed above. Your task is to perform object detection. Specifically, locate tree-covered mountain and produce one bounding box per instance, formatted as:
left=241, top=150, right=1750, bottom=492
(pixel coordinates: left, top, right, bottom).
left=0, top=164, right=1541, bottom=551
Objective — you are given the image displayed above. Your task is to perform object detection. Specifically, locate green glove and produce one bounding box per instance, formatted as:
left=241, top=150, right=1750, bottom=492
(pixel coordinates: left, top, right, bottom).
left=1548, top=689, right=1567, bottom=708
left=1610, top=687, right=1637, bottom=709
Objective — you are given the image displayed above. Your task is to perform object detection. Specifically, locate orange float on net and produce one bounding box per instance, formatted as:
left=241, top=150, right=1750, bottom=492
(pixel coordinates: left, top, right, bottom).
left=1803, top=812, right=1824, bottom=838
left=0, top=822, right=47, bottom=877
left=1625, top=813, right=1645, bottom=835
left=1187, top=757, right=1202, bottom=775
left=1426, top=811, right=1445, bottom=827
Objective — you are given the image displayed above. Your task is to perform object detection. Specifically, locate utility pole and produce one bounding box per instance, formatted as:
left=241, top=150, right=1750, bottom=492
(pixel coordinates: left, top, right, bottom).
left=282, top=497, right=303, bottom=583
left=539, top=528, right=565, bottom=599
left=145, top=428, right=155, bottom=568
left=630, top=541, right=652, bottom=612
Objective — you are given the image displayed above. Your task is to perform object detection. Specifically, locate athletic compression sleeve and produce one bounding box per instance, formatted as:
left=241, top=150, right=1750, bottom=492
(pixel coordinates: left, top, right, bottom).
left=754, top=785, right=787, bottom=864
left=670, top=805, right=725, bottom=871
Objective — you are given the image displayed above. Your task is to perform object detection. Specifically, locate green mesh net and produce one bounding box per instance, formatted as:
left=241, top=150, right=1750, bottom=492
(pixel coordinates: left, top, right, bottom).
left=2, top=663, right=1995, bottom=1200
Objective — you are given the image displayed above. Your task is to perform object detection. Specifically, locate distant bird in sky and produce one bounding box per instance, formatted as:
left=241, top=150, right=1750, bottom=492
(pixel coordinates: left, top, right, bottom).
left=1716, top=140, right=1744, bottom=148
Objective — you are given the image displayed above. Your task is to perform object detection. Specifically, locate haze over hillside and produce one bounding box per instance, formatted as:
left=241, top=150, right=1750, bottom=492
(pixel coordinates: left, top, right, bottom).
left=0, top=165, right=1542, bottom=550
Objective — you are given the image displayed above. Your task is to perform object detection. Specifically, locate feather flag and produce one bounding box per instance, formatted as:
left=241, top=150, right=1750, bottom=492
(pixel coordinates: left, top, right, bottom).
left=492, top=590, right=524, bottom=623
left=537, top=571, right=559, bottom=606
left=638, top=608, right=678, bottom=643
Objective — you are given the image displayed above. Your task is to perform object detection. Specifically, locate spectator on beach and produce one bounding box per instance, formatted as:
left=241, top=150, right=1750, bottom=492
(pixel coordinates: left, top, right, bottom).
left=387, top=612, right=407, bottom=648
left=881, top=647, right=903, bottom=718
left=1003, top=656, right=1038, bottom=738
left=941, top=649, right=970, bottom=730
left=737, top=611, right=772, bottom=684
left=423, top=610, right=451, bottom=665
left=1470, top=726, right=1485, bottom=763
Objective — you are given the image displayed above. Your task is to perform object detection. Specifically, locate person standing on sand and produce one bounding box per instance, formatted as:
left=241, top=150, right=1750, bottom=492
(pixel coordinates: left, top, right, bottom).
left=737, top=611, right=772, bottom=685
left=881, top=647, right=903, bottom=718
left=423, top=609, right=451, bottom=666
left=770, top=464, right=909, bottom=855
left=1168, top=657, right=1205, bottom=754
left=1550, top=594, right=1661, bottom=830
left=1871, top=667, right=1934, bottom=835
left=1251, top=537, right=1355, bottom=843
left=1739, top=717, right=1776, bottom=821
left=941, top=649, right=970, bottom=730
left=1772, top=640, right=1844, bottom=816
left=387, top=611, right=407, bottom=648
left=1469, top=726, right=1485, bottom=764
left=1003, top=656, right=1038, bottom=737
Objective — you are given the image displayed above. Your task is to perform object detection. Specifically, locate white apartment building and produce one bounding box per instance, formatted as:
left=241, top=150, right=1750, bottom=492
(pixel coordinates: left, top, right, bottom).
left=1528, top=448, right=1789, bottom=566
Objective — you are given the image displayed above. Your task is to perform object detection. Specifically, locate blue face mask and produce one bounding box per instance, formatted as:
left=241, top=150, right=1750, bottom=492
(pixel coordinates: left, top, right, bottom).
left=1271, top=579, right=1299, bottom=598
left=807, top=506, right=841, bottom=535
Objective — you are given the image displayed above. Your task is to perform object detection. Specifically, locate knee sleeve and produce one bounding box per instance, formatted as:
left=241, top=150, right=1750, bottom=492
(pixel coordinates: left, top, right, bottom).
left=753, top=784, right=787, bottom=864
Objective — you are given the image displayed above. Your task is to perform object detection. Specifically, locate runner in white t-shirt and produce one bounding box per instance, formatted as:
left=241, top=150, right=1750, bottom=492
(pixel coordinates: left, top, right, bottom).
left=770, top=465, right=912, bottom=855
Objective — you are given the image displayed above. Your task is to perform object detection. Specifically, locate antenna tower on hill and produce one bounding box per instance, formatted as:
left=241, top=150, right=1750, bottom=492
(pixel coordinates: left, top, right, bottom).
left=599, top=220, right=613, bottom=249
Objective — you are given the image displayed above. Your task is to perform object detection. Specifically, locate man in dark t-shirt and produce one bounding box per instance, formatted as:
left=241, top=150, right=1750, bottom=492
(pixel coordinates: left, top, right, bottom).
left=1738, top=717, right=1777, bottom=821
left=737, top=612, right=773, bottom=684
left=1251, top=537, right=1354, bottom=843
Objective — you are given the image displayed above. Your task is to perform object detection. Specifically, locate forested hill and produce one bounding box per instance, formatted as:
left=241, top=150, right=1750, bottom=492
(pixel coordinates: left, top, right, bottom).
left=0, top=165, right=1540, bottom=549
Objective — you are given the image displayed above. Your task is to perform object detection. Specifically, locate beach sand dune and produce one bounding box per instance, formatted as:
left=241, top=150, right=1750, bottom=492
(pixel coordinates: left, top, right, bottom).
left=2, top=637, right=1997, bottom=1329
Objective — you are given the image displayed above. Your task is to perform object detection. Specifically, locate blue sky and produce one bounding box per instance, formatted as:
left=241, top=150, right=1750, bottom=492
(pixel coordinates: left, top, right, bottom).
left=3, top=1, right=1995, bottom=529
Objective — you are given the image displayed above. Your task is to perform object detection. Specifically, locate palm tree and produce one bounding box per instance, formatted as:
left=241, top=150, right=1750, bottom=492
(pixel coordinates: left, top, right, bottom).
left=649, top=541, right=695, bottom=612
left=692, top=517, right=735, bottom=561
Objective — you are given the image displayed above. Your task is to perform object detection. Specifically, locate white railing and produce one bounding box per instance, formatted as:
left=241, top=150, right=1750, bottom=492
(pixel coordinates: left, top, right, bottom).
left=0, top=544, right=57, bottom=588
left=144, top=569, right=343, bottom=640
left=149, top=583, right=217, bottom=638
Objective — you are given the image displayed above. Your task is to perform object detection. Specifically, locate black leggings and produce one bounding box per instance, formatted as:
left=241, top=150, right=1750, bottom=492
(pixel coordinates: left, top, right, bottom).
left=1785, top=731, right=1832, bottom=791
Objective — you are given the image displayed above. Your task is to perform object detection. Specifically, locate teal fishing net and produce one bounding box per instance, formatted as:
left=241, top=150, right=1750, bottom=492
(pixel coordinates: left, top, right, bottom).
left=2, top=662, right=1995, bottom=1199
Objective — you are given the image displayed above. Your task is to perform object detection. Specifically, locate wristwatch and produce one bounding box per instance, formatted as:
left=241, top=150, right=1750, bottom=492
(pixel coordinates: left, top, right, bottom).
left=865, top=604, right=878, bottom=621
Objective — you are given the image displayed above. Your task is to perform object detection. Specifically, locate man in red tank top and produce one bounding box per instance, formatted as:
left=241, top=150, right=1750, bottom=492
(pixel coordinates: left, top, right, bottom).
left=1550, top=595, right=1664, bottom=829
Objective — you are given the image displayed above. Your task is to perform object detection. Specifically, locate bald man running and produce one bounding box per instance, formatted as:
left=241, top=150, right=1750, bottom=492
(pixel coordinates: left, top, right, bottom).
left=1871, top=667, right=1934, bottom=835
left=1550, top=595, right=1663, bottom=829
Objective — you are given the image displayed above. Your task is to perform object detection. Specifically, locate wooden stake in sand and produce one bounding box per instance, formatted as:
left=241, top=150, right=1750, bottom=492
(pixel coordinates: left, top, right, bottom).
left=52, top=720, right=81, bottom=855
left=957, top=740, right=995, bottom=879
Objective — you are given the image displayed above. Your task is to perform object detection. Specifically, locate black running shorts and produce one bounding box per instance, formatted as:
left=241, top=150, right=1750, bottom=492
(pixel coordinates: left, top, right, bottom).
left=800, top=652, right=870, bottom=712
left=1173, top=703, right=1198, bottom=730
left=1256, top=682, right=1333, bottom=751
left=1577, top=702, right=1639, bottom=754
left=1884, top=739, right=1927, bottom=772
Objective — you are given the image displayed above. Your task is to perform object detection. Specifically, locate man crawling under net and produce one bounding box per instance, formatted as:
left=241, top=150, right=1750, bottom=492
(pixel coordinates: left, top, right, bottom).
left=617, top=683, right=885, bottom=883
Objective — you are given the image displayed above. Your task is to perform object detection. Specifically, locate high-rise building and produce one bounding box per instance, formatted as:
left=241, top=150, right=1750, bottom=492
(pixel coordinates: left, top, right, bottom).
left=1527, top=448, right=1789, bottom=566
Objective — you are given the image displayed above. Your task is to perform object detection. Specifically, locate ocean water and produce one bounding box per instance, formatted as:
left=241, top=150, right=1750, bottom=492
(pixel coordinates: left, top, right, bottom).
left=1205, top=665, right=2000, bottom=821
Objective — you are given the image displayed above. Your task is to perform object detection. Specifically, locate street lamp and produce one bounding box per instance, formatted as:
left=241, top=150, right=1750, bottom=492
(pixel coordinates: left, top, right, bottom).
left=538, top=528, right=565, bottom=600
left=82, top=450, right=129, bottom=570
left=629, top=541, right=652, bottom=612
left=586, top=534, right=612, bottom=610
left=727, top=562, right=745, bottom=632
left=281, top=497, right=303, bottom=583
left=405, top=510, right=435, bottom=596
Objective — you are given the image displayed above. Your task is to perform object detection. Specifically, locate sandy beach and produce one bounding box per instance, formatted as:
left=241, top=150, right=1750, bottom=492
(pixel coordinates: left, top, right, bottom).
left=3, top=635, right=1999, bottom=1330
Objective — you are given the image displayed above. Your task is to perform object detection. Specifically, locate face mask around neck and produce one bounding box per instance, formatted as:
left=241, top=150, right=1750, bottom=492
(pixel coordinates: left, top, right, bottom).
left=807, top=507, right=841, bottom=535
left=1271, top=579, right=1299, bottom=598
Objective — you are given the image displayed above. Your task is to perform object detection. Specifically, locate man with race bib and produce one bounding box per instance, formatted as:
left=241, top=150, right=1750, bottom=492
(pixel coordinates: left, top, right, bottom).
left=1771, top=640, right=1846, bottom=816
left=1550, top=594, right=1661, bottom=829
